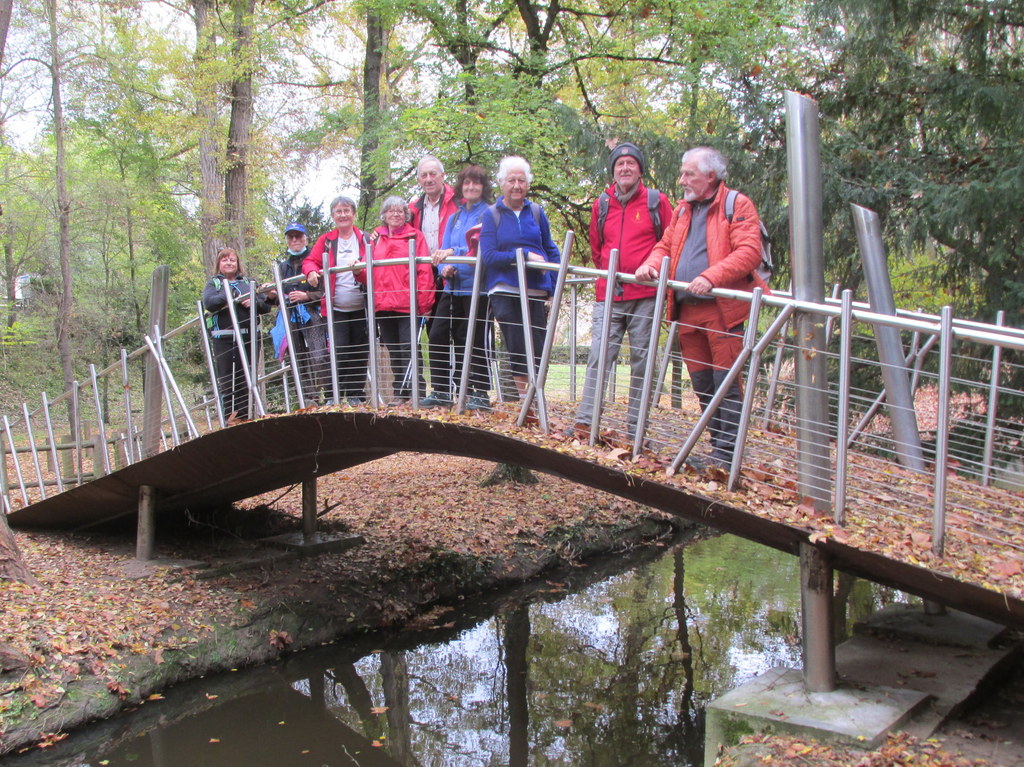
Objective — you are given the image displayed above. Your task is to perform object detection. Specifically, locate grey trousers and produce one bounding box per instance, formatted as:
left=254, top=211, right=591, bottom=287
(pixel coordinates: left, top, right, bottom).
left=575, top=297, right=657, bottom=431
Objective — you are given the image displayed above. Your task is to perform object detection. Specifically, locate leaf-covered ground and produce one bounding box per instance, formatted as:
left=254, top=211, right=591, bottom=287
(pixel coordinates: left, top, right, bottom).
left=0, top=453, right=675, bottom=755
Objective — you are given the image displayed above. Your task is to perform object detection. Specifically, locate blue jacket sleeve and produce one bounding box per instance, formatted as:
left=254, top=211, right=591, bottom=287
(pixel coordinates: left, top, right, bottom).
left=480, top=208, right=518, bottom=268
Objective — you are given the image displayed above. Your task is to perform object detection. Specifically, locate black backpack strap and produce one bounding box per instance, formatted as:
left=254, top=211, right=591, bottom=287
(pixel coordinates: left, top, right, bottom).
left=596, top=192, right=610, bottom=248
left=646, top=188, right=663, bottom=240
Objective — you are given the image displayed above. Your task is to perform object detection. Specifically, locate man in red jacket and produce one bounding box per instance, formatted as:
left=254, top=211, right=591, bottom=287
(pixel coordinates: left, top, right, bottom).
left=571, top=142, right=673, bottom=441
left=636, top=147, right=766, bottom=469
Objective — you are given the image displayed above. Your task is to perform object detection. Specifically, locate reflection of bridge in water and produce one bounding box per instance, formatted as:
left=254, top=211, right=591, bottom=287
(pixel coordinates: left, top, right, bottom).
left=4, top=99, right=1024, bottom=706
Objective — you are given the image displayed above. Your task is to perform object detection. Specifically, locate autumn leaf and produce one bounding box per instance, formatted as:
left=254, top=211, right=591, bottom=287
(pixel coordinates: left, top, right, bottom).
left=553, top=719, right=573, bottom=728
left=269, top=630, right=293, bottom=650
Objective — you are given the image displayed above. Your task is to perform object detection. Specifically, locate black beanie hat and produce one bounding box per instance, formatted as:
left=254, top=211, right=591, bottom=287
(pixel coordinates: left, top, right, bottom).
left=608, top=142, right=646, bottom=176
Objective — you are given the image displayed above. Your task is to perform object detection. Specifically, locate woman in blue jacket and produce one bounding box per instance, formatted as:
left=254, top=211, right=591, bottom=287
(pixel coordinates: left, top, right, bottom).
left=423, top=164, right=493, bottom=411
left=479, top=156, right=560, bottom=400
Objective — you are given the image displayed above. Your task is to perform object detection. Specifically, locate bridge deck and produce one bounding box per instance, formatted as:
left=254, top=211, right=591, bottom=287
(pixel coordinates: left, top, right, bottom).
left=8, top=405, right=1024, bottom=630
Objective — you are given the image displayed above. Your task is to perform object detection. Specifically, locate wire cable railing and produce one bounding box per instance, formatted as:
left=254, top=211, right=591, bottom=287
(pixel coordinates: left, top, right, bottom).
left=2, top=250, right=1023, bottom=569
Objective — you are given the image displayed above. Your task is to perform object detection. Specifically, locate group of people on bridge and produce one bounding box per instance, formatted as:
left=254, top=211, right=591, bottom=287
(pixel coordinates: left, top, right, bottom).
left=202, top=144, right=769, bottom=469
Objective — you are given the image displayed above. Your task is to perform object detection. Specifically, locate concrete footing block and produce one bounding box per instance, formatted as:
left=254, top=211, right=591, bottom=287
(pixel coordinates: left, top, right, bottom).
left=261, top=532, right=365, bottom=555
left=854, top=604, right=1008, bottom=650
left=704, top=667, right=929, bottom=767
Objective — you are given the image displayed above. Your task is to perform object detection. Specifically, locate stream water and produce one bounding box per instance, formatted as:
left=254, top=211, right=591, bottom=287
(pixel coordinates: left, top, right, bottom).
left=10, top=533, right=905, bottom=767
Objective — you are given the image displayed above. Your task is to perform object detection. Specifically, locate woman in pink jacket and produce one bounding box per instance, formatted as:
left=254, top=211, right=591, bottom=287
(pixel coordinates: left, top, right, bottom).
left=358, top=195, right=435, bottom=402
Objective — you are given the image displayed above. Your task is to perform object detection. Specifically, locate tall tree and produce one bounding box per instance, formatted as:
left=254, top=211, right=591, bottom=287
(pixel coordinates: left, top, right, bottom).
left=193, top=0, right=226, bottom=274
left=46, top=0, right=76, bottom=425
left=358, top=8, right=386, bottom=228
left=223, top=0, right=257, bottom=254
left=0, top=0, right=12, bottom=69
left=808, top=0, right=1024, bottom=320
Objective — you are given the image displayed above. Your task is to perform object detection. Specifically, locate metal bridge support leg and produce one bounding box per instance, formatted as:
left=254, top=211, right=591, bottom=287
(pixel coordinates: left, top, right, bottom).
left=136, top=484, right=156, bottom=561
left=302, top=476, right=317, bottom=540
left=801, top=542, right=836, bottom=692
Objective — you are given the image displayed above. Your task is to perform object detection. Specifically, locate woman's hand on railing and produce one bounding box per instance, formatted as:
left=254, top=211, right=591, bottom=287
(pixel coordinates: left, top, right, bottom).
left=431, top=248, right=455, bottom=266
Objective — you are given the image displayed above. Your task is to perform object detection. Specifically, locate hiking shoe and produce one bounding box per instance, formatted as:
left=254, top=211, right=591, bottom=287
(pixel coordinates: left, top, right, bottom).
left=464, top=392, right=492, bottom=411
left=685, top=454, right=730, bottom=473
left=420, top=392, right=453, bottom=408
left=563, top=422, right=591, bottom=441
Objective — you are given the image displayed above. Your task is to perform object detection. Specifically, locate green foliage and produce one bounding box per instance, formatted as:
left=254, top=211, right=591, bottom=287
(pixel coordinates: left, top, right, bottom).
left=807, top=0, right=1024, bottom=322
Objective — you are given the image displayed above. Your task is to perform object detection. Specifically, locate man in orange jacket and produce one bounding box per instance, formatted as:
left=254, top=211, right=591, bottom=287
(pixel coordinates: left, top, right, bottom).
left=636, top=147, right=767, bottom=468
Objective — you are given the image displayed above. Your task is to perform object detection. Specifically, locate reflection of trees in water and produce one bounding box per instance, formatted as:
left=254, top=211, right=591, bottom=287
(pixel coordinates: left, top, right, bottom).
left=280, top=537, right=906, bottom=766
left=505, top=604, right=530, bottom=767
left=382, top=651, right=417, bottom=766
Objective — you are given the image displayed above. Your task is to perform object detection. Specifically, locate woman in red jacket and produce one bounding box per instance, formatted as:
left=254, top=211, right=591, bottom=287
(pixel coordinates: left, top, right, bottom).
left=358, top=195, right=435, bottom=402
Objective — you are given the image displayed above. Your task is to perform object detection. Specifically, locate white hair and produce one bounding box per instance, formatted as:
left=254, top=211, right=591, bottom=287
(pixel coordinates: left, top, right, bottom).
left=379, top=195, right=412, bottom=223
left=681, top=147, right=728, bottom=181
left=496, top=155, right=533, bottom=185
left=417, top=155, right=445, bottom=176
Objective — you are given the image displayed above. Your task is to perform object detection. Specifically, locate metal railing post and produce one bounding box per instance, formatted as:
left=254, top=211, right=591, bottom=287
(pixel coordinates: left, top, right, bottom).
left=588, top=248, right=620, bottom=446
left=21, top=404, right=45, bottom=500
left=2, top=416, right=27, bottom=506
left=729, top=303, right=796, bottom=490
left=514, top=249, right=542, bottom=428
left=669, top=291, right=764, bottom=474
left=408, top=239, right=421, bottom=408
left=365, top=238, right=381, bottom=407
left=41, top=392, right=63, bottom=494
left=852, top=204, right=925, bottom=471
left=633, top=257, right=670, bottom=458
left=933, top=306, right=954, bottom=557
left=222, top=280, right=266, bottom=418
left=89, top=364, right=112, bottom=476
left=982, top=310, right=1005, bottom=485
left=321, top=254, right=341, bottom=407
left=455, top=245, right=487, bottom=414
left=834, top=290, right=854, bottom=522
left=273, top=261, right=307, bottom=409
left=527, top=231, right=574, bottom=434
left=197, top=300, right=225, bottom=429
left=786, top=89, right=832, bottom=512
left=120, top=349, right=137, bottom=463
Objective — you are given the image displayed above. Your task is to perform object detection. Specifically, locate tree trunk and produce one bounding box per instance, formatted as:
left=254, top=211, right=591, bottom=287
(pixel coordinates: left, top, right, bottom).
left=505, top=604, right=530, bottom=767
left=0, top=516, right=37, bottom=585
left=224, top=0, right=255, bottom=255
left=193, top=0, right=224, bottom=274
left=480, top=462, right=537, bottom=487
left=47, top=0, right=76, bottom=430
left=0, top=0, right=13, bottom=70
left=358, top=10, right=385, bottom=229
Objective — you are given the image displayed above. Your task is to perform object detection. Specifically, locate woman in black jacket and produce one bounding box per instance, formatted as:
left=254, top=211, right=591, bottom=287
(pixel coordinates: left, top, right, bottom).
left=202, top=248, right=270, bottom=421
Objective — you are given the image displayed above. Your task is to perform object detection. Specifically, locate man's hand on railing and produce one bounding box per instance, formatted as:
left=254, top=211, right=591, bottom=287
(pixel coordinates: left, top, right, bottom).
left=688, top=275, right=713, bottom=295
left=634, top=264, right=659, bottom=282
left=305, top=270, right=320, bottom=288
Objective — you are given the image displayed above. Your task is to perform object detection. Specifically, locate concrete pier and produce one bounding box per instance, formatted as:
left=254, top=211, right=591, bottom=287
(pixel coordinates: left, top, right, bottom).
left=705, top=606, right=1016, bottom=766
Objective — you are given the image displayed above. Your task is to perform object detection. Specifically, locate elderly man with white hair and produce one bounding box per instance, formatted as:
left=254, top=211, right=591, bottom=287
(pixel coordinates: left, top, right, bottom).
left=636, top=146, right=768, bottom=469
left=479, top=155, right=561, bottom=404
left=409, top=154, right=458, bottom=253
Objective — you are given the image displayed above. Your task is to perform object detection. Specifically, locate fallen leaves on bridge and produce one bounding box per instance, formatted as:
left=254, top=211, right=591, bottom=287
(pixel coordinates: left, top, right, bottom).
left=431, top=400, right=1024, bottom=606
